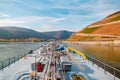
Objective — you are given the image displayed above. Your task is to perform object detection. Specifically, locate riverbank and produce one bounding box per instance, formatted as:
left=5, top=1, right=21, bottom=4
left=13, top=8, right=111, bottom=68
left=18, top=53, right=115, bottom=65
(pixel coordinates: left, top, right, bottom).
left=63, top=40, right=120, bottom=47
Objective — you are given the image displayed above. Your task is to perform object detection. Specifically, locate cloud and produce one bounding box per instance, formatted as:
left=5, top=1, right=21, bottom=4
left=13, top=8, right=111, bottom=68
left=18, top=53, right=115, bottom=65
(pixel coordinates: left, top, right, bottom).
left=32, top=24, right=63, bottom=32
left=0, top=13, right=9, bottom=17
left=0, top=16, right=67, bottom=32
left=76, top=0, right=120, bottom=15
left=17, top=16, right=43, bottom=22
left=51, top=18, right=66, bottom=23
left=0, top=0, right=120, bottom=32
left=0, top=19, right=29, bottom=29
left=0, top=16, right=65, bottom=24
left=35, top=24, right=75, bottom=32
left=50, top=0, right=120, bottom=18
left=0, top=19, right=24, bottom=25
left=36, top=25, right=52, bottom=32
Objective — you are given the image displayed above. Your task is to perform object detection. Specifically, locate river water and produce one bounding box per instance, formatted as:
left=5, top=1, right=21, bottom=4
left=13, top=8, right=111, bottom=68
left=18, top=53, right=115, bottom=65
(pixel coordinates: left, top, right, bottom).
left=69, top=43, right=120, bottom=70
left=0, top=42, right=46, bottom=62
left=0, top=42, right=120, bottom=70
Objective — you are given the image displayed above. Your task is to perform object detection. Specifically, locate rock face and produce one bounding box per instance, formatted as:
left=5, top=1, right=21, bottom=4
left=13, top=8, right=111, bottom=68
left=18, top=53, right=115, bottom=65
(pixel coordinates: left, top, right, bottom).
left=0, top=27, right=73, bottom=40
left=68, top=11, right=120, bottom=41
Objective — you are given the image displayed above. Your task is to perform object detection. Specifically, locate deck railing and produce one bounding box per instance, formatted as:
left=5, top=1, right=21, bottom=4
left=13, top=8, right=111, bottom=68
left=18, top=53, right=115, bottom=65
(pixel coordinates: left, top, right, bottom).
left=0, top=53, right=28, bottom=70
left=67, top=43, right=120, bottom=80
left=85, top=53, right=120, bottom=80
left=0, top=46, right=40, bottom=70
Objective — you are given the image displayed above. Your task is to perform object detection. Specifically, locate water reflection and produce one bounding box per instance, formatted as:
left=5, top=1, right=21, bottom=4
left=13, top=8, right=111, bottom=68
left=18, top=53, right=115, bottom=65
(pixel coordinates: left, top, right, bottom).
left=69, top=43, right=120, bottom=70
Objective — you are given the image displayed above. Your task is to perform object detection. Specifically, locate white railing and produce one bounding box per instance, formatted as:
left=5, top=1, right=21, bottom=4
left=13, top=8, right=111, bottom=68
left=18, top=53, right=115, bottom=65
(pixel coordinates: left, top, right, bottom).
left=67, top=44, right=120, bottom=80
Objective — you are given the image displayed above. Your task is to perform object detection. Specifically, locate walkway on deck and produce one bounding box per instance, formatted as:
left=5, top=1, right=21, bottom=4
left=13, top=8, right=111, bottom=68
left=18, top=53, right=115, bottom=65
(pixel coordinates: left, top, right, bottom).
left=67, top=52, right=120, bottom=80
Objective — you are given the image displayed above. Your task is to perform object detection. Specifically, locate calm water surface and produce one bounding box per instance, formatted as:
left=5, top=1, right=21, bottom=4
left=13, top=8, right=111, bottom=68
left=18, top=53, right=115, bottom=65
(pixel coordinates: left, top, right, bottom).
left=0, top=42, right=46, bottom=62
left=1, top=42, right=120, bottom=70
left=69, top=43, right=120, bottom=70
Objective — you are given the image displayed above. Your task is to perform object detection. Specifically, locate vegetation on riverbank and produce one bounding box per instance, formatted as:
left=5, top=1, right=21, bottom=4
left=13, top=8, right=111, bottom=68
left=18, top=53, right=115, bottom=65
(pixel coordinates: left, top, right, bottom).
left=0, top=38, right=44, bottom=42
left=67, top=11, right=120, bottom=41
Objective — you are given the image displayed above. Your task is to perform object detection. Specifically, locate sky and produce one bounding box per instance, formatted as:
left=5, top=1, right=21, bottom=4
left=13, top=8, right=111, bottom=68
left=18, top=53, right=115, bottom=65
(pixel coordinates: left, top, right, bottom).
left=0, top=0, right=120, bottom=32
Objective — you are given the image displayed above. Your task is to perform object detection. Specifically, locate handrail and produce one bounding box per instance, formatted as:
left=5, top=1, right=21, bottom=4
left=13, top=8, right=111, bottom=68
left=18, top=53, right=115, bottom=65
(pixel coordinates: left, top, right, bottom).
left=0, top=47, right=40, bottom=70
left=0, top=53, right=28, bottom=70
left=65, top=43, right=120, bottom=79
left=86, top=54, right=120, bottom=79
left=67, top=47, right=86, bottom=61
left=86, top=54, right=120, bottom=72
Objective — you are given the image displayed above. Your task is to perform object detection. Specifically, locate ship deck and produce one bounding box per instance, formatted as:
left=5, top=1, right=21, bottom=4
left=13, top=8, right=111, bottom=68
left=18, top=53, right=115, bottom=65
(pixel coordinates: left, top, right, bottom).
left=0, top=44, right=120, bottom=80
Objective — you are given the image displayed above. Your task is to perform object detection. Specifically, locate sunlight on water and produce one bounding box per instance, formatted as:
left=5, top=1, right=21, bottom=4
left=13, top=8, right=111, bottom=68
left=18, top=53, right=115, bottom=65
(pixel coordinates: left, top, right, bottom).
left=69, top=43, right=120, bottom=70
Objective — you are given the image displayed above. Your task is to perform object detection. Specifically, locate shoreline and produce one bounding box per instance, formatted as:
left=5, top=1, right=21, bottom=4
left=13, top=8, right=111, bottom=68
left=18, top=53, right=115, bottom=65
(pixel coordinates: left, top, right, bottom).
left=63, top=40, right=120, bottom=47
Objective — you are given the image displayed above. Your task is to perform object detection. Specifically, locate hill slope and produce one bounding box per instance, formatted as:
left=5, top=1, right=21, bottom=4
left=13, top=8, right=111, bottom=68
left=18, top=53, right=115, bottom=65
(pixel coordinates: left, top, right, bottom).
left=0, top=27, right=47, bottom=39
left=42, top=30, right=73, bottom=39
left=68, top=11, right=120, bottom=41
left=0, top=27, right=73, bottom=40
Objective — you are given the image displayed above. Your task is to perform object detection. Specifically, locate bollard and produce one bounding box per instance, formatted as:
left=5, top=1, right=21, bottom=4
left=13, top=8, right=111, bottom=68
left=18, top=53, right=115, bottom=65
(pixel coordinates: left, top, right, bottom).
left=92, top=57, right=94, bottom=65
left=97, top=60, right=99, bottom=69
left=18, top=54, right=20, bottom=60
left=14, top=56, right=15, bottom=63
left=9, top=58, right=11, bottom=66
left=2, top=61, right=3, bottom=70
left=104, top=64, right=106, bottom=73
left=114, top=68, right=116, bottom=80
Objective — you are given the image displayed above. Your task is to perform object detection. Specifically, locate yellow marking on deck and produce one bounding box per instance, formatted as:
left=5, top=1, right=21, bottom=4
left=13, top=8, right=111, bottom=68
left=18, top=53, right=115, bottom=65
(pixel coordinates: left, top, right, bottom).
left=68, top=47, right=86, bottom=61
left=73, top=76, right=86, bottom=80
